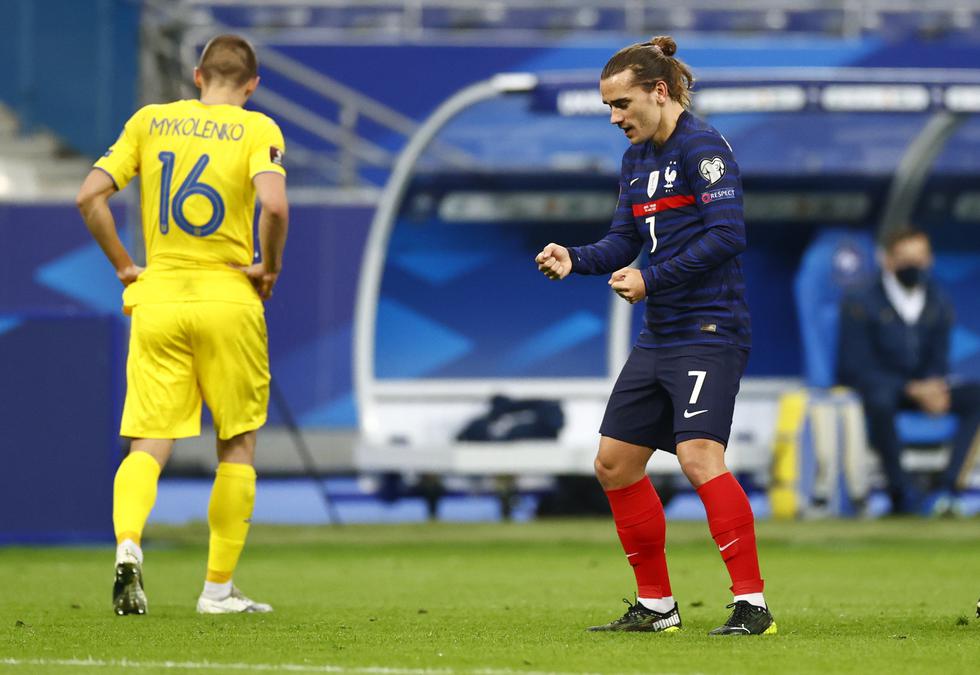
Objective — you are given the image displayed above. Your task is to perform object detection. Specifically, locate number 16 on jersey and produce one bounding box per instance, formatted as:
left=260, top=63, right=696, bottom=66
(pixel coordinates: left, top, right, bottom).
left=158, top=152, right=225, bottom=237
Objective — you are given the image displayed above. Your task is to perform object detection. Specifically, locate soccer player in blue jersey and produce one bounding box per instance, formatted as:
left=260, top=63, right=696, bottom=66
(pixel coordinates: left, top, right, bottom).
left=535, top=36, right=775, bottom=635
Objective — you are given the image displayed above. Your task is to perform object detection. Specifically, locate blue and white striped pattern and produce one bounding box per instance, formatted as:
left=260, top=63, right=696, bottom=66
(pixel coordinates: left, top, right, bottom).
left=568, top=111, right=751, bottom=349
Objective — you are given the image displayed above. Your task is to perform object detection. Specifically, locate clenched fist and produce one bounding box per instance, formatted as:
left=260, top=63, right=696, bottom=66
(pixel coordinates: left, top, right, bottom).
left=535, top=243, right=572, bottom=280
left=609, top=267, right=646, bottom=304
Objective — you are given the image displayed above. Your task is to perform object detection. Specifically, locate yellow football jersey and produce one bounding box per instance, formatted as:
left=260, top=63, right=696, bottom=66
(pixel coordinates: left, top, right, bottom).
left=95, top=99, right=286, bottom=309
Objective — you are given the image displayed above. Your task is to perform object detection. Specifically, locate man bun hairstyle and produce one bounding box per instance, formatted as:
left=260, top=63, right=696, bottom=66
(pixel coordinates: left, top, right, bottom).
left=647, top=35, right=678, bottom=57
left=601, top=35, right=695, bottom=108
left=198, top=34, right=258, bottom=87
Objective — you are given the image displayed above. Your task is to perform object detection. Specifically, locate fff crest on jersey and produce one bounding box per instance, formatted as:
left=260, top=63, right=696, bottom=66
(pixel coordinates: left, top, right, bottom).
left=647, top=170, right=659, bottom=198
left=698, top=157, right=726, bottom=186
left=663, top=163, right=677, bottom=190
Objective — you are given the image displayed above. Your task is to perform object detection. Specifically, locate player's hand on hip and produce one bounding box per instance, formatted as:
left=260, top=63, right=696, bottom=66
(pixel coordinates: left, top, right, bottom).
left=609, top=267, right=646, bottom=304
left=116, top=265, right=144, bottom=287
left=535, top=243, right=571, bottom=280
left=238, top=263, right=279, bottom=301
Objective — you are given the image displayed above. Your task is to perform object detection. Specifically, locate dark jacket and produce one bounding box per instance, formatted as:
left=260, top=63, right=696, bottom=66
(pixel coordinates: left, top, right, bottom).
left=837, top=277, right=953, bottom=398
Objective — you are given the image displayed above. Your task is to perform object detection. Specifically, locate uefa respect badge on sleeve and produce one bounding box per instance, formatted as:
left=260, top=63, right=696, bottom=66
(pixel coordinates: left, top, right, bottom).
left=701, top=188, right=736, bottom=204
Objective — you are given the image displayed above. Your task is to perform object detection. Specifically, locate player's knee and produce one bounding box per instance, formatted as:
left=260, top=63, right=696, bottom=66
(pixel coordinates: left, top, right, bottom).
left=594, top=456, right=626, bottom=489
left=593, top=456, right=613, bottom=484
left=677, top=446, right=725, bottom=487
left=679, top=458, right=711, bottom=486
left=593, top=455, right=644, bottom=489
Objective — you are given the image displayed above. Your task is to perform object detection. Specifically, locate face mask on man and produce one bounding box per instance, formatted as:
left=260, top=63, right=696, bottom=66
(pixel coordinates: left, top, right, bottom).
left=894, top=265, right=927, bottom=289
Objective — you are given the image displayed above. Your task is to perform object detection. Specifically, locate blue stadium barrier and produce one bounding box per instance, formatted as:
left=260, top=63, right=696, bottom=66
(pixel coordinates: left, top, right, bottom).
left=0, top=312, right=124, bottom=543
left=1, top=201, right=374, bottom=432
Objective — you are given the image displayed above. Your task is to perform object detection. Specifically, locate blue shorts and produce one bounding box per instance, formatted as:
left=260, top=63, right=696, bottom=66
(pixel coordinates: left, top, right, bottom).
left=599, top=344, right=749, bottom=453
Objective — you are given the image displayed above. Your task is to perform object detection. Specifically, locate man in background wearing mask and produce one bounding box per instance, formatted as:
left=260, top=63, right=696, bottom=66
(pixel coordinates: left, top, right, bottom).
left=838, top=226, right=980, bottom=515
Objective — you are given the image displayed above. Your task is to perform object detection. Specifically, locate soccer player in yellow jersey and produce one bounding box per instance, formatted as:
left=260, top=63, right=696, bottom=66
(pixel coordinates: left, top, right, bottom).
left=76, top=35, right=288, bottom=616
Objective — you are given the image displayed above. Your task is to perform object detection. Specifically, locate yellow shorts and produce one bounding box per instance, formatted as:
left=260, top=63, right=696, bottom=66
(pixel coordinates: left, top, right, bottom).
left=120, top=301, right=270, bottom=440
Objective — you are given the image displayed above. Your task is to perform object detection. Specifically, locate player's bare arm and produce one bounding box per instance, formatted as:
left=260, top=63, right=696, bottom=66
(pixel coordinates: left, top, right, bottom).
left=76, top=169, right=143, bottom=286
left=609, top=267, right=646, bottom=304
left=535, top=242, right=571, bottom=280
left=242, top=171, right=288, bottom=300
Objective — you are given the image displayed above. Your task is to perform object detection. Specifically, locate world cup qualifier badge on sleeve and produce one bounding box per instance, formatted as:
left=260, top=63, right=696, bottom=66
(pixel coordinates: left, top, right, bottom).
left=270, top=146, right=283, bottom=165
left=698, top=156, right=726, bottom=185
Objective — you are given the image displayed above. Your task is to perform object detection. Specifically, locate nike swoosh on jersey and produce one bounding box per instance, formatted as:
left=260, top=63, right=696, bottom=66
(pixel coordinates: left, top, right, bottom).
left=718, top=538, right=739, bottom=552
left=683, top=409, right=708, bottom=418
left=626, top=552, right=640, bottom=558
left=630, top=177, right=641, bottom=185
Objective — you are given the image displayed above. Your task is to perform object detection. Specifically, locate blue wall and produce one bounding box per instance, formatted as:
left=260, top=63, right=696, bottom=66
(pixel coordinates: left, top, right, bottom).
left=5, top=200, right=979, bottom=437
left=0, top=314, right=123, bottom=543
left=0, top=0, right=140, bottom=156
left=0, top=202, right=373, bottom=430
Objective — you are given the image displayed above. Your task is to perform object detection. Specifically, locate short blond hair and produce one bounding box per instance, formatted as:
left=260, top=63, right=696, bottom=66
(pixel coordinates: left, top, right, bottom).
left=198, top=34, right=258, bottom=87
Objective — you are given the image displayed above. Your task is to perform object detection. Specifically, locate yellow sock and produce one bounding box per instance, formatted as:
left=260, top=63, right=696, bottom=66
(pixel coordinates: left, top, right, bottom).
left=113, top=451, right=162, bottom=546
left=206, top=462, right=257, bottom=583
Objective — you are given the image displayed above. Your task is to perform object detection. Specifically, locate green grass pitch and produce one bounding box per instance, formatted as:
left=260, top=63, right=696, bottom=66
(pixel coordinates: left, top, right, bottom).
left=1, top=518, right=979, bottom=674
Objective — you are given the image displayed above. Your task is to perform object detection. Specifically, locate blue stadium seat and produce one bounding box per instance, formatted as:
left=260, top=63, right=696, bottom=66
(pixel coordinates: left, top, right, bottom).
left=794, top=228, right=876, bottom=389
left=895, top=412, right=958, bottom=445
left=794, top=228, right=958, bottom=447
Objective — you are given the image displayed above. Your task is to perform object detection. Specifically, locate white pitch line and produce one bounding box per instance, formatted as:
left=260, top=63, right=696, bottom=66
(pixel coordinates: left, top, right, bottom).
left=0, top=657, right=603, bottom=675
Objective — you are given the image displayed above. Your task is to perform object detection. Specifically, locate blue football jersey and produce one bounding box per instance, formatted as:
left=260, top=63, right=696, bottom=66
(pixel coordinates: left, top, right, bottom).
left=568, top=111, right=751, bottom=349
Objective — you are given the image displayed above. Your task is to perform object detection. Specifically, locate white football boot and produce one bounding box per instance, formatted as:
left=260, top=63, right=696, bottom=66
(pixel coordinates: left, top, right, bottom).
left=196, top=585, right=273, bottom=614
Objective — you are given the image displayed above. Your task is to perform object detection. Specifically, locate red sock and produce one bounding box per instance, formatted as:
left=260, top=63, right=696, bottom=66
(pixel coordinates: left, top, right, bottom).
left=696, top=472, right=764, bottom=595
left=605, top=477, right=671, bottom=599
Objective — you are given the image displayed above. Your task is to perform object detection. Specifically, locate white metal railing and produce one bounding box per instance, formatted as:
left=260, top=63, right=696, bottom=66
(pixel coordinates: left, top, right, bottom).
left=141, top=0, right=477, bottom=189
left=179, top=0, right=980, bottom=42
